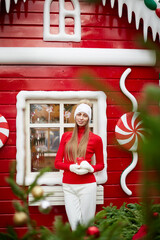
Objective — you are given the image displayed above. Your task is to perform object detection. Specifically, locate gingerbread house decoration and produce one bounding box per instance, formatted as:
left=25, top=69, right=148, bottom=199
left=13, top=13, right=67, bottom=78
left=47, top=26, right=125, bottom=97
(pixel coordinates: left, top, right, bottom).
left=0, top=0, right=159, bottom=233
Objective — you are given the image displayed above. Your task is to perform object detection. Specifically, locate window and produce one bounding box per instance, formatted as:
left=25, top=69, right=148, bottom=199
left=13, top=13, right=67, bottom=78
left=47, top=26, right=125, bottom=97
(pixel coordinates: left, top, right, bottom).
left=16, top=91, right=107, bottom=186
left=43, top=0, right=81, bottom=42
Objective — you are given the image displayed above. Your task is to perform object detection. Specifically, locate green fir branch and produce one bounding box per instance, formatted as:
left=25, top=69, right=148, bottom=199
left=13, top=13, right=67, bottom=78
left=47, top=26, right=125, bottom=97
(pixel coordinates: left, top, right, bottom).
left=6, top=177, right=27, bottom=201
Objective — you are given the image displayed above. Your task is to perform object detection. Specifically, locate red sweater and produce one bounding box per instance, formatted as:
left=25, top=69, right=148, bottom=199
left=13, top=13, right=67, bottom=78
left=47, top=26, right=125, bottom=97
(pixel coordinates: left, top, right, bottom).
left=54, top=127, right=104, bottom=184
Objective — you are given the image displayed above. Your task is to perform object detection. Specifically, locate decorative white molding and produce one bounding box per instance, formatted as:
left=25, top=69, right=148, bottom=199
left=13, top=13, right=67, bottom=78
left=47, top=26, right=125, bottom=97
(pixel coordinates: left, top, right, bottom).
left=120, top=68, right=138, bottom=112
left=16, top=90, right=107, bottom=186
left=0, top=47, right=156, bottom=66
left=116, top=68, right=145, bottom=195
left=43, top=0, right=81, bottom=42
left=120, top=152, right=138, bottom=196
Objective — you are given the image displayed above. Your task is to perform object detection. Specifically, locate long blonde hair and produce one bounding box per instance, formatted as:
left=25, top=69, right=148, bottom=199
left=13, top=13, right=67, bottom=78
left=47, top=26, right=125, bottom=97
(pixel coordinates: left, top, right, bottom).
left=65, top=100, right=92, bottom=162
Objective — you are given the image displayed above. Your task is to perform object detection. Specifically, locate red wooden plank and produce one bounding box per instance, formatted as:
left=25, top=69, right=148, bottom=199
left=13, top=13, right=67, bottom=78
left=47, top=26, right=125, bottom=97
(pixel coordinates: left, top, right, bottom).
left=107, top=158, right=142, bottom=171
left=103, top=195, right=160, bottom=206
left=107, top=105, right=124, bottom=118
left=0, top=171, right=142, bottom=186
left=108, top=145, right=131, bottom=158
left=0, top=105, right=16, bottom=118
left=0, top=92, right=17, bottom=105
left=0, top=38, right=142, bottom=48
left=103, top=197, right=142, bottom=208
left=0, top=66, right=158, bottom=79
left=99, top=78, right=158, bottom=93
left=0, top=13, right=132, bottom=28
left=0, top=174, right=10, bottom=186
left=107, top=118, right=119, bottom=131
left=0, top=146, right=16, bottom=159
left=0, top=212, right=68, bottom=228
left=0, top=79, right=87, bottom=91
left=0, top=187, right=17, bottom=200
left=30, top=212, right=68, bottom=226
left=107, top=171, right=143, bottom=185
left=0, top=160, right=15, bottom=173
left=103, top=184, right=142, bottom=198
left=0, top=132, right=16, bottom=147
left=0, top=79, right=157, bottom=93
left=107, top=132, right=116, bottom=145
left=0, top=213, right=21, bottom=228
left=0, top=200, right=66, bottom=214
left=0, top=227, right=28, bottom=238
left=29, top=205, right=66, bottom=214
left=5, top=132, right=16, bottom=146
left=0, top=25, right=140, bottom=40
left=7, top=119, right=16, bottom=132
left=0, top=201, right=14, bottom=214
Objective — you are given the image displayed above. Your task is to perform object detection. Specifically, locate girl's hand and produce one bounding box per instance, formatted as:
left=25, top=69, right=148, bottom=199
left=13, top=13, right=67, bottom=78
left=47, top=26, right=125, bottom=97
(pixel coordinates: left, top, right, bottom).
left=80, top=161, right=94, bottom=173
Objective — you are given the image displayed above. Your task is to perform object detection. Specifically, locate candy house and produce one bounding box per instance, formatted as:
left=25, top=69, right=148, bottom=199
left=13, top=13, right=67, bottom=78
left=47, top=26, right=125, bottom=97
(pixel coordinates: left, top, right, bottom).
left=0, top=0, right=159, bottom=234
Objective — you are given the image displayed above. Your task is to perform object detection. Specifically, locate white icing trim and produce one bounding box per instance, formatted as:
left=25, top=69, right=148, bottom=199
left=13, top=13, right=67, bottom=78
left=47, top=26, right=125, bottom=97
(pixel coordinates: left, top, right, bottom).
left=43, top=0, right=81, bottom=42
left=120, top=68, right=138, bottom=112
left=0, top=48, right=156, bottom=66
left=120, top=152, right=138, bottom=195
left=118, top=69, right=140, bottom=195
left=106, top=0, right=160, bottom=42
left=5, top=0, right=11, bottom=13
left=16, top=91, right=107, bottom=185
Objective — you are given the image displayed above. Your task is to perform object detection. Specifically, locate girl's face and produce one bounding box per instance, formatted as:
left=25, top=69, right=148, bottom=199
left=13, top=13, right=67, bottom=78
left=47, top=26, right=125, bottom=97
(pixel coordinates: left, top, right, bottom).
left=75, top=112, right=89, bottom=127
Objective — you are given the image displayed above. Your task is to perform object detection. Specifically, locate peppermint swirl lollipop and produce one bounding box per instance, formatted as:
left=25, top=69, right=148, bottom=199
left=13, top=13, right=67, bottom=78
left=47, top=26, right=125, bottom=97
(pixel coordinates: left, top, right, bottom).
left=0, top=114, right=9, bottom=148
left=117, top=68, right=145, bottom=196
left=115, top=112, right=145, bottom=152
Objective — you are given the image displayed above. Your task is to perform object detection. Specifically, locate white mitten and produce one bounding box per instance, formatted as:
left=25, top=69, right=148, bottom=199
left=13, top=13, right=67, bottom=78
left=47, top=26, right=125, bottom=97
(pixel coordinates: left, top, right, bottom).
left=69, top=164, right=80, bottom=173
left=80, top=161, right=94, bottom=173
left=69, top=164, right=88, bottom=175
left=75, top=168, right=89, bottom=175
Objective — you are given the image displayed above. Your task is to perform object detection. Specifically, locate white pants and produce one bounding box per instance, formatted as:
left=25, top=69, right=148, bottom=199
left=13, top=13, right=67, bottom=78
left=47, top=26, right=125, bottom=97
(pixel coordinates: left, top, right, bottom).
left=62, top=182, right=97, bottom=230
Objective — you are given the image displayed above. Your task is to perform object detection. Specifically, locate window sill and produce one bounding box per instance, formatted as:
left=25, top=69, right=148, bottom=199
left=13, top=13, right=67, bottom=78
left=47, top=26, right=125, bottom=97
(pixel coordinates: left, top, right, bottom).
left=28, top=185, right=104, bottom=206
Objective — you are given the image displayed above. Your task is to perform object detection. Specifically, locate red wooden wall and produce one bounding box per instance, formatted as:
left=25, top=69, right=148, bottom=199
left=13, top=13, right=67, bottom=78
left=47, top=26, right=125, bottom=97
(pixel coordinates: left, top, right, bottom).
left=0, top=0, right=159, bottom=235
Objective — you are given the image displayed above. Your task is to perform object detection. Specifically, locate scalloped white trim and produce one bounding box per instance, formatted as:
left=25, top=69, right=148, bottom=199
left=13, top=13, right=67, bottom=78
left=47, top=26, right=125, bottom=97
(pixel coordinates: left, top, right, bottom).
left=105, top=0, right=160, bottom=42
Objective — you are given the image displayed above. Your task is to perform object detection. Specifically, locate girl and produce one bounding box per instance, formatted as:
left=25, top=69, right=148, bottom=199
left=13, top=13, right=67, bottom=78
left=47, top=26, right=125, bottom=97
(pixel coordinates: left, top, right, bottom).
left=54, top=100, right=104, bottom=230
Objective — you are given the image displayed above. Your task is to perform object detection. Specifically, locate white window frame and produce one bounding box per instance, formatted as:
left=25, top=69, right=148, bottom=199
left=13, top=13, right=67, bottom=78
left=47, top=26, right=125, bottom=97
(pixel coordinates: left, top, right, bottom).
left=16, top=91, right=107, bottom=186
left=43, top=0, right=81, bottom=42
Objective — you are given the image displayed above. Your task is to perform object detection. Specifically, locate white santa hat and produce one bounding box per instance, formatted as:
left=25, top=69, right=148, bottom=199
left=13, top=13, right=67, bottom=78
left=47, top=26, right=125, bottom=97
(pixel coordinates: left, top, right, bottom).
left=74, top=103, right=91, bottom=121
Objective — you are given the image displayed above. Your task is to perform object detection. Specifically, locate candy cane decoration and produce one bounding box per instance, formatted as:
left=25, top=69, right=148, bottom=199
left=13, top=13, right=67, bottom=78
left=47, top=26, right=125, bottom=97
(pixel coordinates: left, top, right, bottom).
left=115, top=68, right=145, bottom=195
left=0, top=114, right=9, bottom=148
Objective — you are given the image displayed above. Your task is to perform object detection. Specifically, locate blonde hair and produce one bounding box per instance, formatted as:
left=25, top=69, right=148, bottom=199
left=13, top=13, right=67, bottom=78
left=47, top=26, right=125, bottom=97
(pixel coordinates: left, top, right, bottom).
left=65, top=99, right=92, bottom=162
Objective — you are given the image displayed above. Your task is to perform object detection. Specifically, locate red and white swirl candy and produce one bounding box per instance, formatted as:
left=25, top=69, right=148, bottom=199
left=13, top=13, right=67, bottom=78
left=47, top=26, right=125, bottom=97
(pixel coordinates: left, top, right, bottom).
left=0, top=114, right=9, bottom=148
left=116, top=68, right=146, bottom=196
left=115, top=112, right=145, bottom=152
